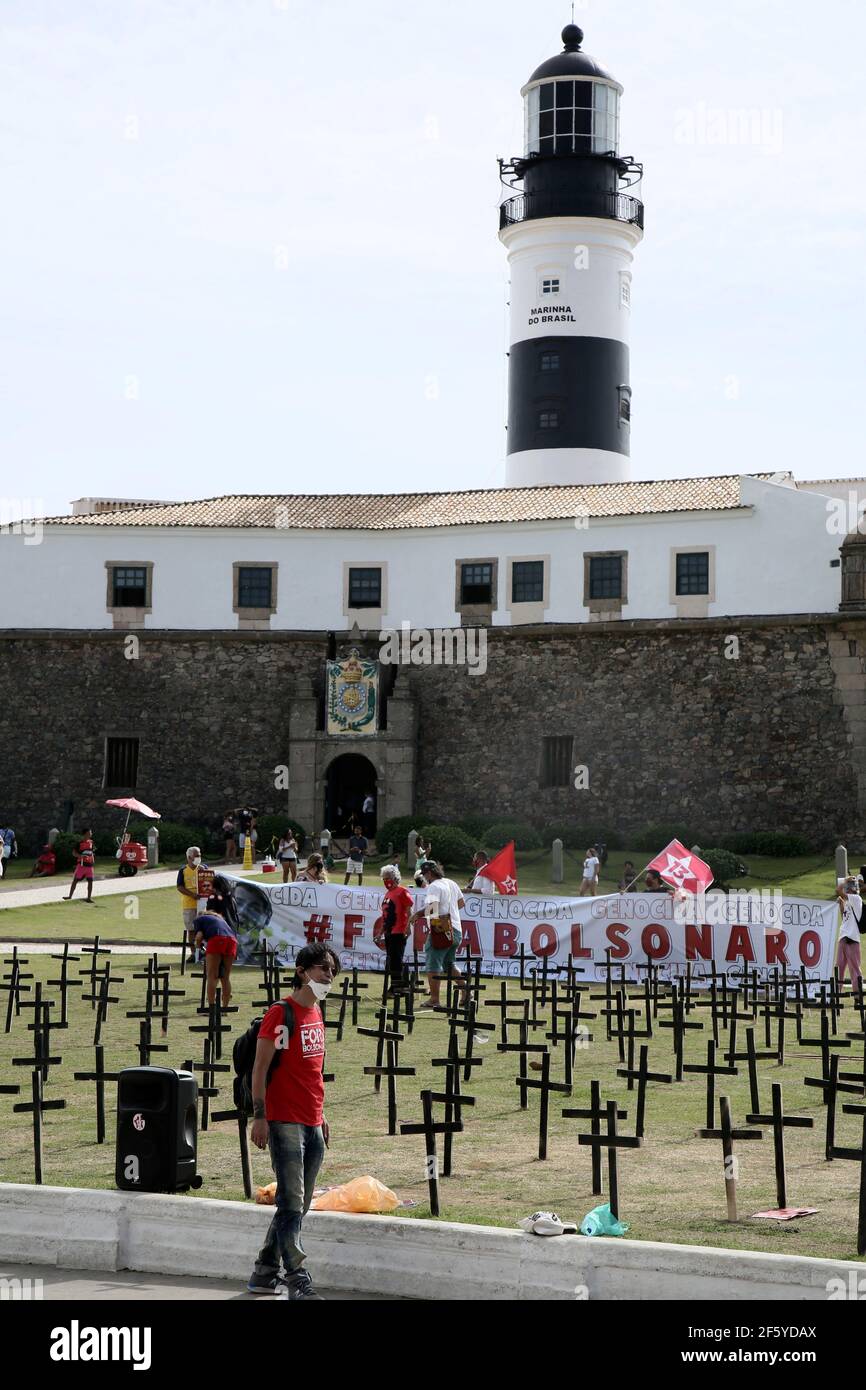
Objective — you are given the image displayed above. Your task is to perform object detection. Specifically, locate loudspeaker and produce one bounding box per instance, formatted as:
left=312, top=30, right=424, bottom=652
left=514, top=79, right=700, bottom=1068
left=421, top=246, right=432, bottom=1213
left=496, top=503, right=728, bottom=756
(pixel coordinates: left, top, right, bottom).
left=115, top=1066, right=200, bottom=1192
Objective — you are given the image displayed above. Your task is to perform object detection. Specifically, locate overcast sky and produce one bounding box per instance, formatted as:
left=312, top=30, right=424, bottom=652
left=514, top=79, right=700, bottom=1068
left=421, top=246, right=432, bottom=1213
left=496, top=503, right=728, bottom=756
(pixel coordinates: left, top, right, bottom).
left=2, top=0, right=864, bottom=517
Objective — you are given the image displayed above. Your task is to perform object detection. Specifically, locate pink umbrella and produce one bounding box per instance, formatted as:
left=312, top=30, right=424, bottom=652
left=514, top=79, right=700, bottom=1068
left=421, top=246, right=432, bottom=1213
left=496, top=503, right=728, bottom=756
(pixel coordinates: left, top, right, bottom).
left=105, top=797, right=161, bottom=841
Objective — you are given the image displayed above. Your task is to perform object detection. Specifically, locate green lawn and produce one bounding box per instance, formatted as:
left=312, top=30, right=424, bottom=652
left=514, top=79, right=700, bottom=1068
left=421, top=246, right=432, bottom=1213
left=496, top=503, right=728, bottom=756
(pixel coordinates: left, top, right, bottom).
left=0, top=950, right=863, bottom=1263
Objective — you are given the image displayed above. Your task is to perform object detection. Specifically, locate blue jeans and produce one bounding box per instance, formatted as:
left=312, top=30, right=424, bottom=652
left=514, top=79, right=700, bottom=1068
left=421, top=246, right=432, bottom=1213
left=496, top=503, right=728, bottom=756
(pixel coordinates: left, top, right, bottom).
left=254, top=1122, right=325, bottom=1276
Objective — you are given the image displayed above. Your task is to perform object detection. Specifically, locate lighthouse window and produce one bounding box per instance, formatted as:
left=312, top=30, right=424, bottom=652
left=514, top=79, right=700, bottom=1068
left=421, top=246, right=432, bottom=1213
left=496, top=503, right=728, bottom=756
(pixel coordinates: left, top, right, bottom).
left=676, top=552, right=710, bottom=596
left=541, top=278, right=560, bottom=295
left=618, top=386, right=632, bottom=424
left=539, top=410, right=559, bottom=430
left=526, top=79, right=620, bottom=156
left=540, top=351, right=560, bottom=372
left=589, top=555, right=623, bottom=600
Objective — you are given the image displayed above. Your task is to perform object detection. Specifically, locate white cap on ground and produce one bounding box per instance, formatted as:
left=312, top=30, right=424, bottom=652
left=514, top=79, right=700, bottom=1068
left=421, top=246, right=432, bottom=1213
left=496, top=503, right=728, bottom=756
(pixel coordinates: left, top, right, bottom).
left=518, top=1211, right=578, bottom=1237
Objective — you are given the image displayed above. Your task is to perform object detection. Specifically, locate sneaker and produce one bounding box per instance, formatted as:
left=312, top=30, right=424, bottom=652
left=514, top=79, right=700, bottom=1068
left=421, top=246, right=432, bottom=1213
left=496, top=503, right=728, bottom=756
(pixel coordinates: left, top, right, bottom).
left=284, top=1269, right=322, bottom=1301
left=247, top=1271, right=288, bottom=1295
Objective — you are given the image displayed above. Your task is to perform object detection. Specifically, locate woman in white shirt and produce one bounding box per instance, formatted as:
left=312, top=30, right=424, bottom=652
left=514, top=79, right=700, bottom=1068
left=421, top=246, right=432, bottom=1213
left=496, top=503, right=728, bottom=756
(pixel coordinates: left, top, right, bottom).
left=836, top=877, right=863, bottom=986
left=277, top=831, right=298, bottom=883
left=580, top=847, right=600, bottom=897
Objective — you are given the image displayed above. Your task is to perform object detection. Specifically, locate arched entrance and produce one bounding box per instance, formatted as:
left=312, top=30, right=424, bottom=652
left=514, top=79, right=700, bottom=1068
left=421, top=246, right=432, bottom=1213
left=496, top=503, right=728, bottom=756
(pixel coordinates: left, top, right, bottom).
left=324, top=753, right=378, bottom=838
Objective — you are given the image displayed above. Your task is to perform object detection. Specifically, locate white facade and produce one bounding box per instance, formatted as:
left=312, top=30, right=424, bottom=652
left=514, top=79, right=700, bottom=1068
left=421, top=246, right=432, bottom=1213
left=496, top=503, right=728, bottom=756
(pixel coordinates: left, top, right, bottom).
left=0, top=477, right=851, bottom=632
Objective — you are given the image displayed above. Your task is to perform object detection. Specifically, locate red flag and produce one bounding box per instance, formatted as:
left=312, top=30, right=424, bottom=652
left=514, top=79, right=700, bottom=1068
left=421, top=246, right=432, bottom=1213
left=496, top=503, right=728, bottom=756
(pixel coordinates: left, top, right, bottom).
left=483, top=841, right=518, bottom=896
left=647, top=839, right=713, bottom=894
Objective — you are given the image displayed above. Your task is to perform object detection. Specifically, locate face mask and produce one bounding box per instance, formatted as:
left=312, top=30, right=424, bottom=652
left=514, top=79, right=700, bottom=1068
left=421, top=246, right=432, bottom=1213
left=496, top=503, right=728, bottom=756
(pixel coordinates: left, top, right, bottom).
left=191, top=856, right=202, bottom=867
left=306, top=977, right=332, bottom=1001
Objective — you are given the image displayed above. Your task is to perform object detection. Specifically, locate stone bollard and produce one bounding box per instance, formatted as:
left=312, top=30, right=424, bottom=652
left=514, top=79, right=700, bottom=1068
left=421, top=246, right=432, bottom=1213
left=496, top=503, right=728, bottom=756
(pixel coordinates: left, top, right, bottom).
left=147, top=826, right=160, bottom=868
left=836, top=843, right=848, bottom=883
left=552, top=837, right=564, bottom=885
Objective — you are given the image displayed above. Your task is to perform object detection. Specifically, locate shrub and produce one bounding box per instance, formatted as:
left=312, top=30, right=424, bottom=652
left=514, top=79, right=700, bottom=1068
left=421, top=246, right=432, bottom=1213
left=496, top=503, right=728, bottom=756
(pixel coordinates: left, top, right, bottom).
left=454, top=814, right=497, bottom=841
left=719, top=830, right=813, bottom=858
left=631, top=824, right=704, bottom=853
left=482, top=820, right=542, bottom=852
left=541, top=824, right=624, bottom=851
left=376, top=816, right=428, bottom=858
left=52, top=832, right=81, bottom=872
left=417, top=825, right=476, bottom=871
left=702, top=847, right=747, bottom=891
left=254, top=815, right=308, bottom=855
left=128, top=820, right=207, bottom=857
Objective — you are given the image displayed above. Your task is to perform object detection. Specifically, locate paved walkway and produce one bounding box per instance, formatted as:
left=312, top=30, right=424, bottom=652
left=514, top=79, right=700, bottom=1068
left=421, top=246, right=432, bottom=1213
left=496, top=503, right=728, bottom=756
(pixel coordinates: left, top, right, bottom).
left=0, top=866, right=261, bottom=912
left=0, top=1262, right=375, bottom=1300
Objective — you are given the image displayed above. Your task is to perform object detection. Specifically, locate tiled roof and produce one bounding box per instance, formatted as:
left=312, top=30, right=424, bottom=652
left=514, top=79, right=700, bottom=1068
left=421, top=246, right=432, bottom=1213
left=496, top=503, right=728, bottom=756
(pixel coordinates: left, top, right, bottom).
left=43, top=475, right=783, bottom=531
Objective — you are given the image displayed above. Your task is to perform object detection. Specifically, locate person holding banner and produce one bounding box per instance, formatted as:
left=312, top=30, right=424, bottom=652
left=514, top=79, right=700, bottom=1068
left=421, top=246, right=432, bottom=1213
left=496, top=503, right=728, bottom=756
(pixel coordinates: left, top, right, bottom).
left=412, top=860, right=466, bottom=1010
left=177, top=846, right=209, bottom=962
left=297, top=851, right=327, bottom=883
left=835, top=876, right=863, bottom=987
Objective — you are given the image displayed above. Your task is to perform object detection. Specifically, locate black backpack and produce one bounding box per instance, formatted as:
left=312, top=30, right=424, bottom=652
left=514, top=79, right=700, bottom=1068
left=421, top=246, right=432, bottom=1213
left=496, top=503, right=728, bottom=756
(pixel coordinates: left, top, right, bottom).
left=232, top=1000, right=293, bottom=1115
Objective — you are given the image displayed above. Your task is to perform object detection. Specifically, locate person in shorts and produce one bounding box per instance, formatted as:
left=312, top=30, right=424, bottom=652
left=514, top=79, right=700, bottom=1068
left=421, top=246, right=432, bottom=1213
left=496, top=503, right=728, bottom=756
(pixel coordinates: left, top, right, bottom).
left=63, top=828, right=95, bottom=902
left=835, top=876, right=863, bottom=987
left=277, top=830, right=298, bottom=883
left=177, top=846, right=207, bottom=961
left=343, top=824, right=367, bottom=886
left=247, top=942, right=340, bottom=1300
left=411, top=859, right=466, bottom=1010
left=193, top=897, right=238, bottom=1006
left=579, top=846, right=600, bottom=897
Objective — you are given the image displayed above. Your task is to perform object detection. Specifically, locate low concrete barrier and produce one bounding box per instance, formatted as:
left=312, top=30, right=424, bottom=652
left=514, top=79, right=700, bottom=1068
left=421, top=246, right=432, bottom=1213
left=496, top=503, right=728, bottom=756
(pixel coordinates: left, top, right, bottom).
left=0, top=1183, right=861, bottom=1300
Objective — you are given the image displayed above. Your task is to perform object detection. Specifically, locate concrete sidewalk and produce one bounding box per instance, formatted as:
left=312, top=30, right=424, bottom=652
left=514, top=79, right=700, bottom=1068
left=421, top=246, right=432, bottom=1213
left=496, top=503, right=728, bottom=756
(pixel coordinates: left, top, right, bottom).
left=0, top=1262, right=376, bottom=1300
left=0, top=866, right=261, bottom=912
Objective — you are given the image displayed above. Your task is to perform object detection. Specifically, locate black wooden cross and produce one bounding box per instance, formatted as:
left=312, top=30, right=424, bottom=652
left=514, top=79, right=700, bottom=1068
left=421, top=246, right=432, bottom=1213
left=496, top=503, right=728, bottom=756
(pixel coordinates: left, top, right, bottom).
left=183, top=1042, right=226, bottom=1131
left=17, top=985, right=59, bottom=1082
left=616, top=1043, right=673, bottom=1139
left=658, top=992, right=704, bottom=1081
left=210, top=1103, right=255, bottom=1198
left=2, top=948, right=33, bottom=1032
left=83, top=964, right=121, bottom=1047
left=746, top=1081, right=813, bottom=1210
left=731, top=1026, right=776, bottom=1116
left=562, top=1080, right=628, bottom=1196
left=188, top=991, right=234, bottom=1061
left=577, top=1098, right=641, bottom=1219
left=812, top=1053, right=864, bottom=1161
left=400, top=1089, right=463, bottom=1217
left=430, top=1030, right=476, bottom=1176
left=12, top=1068, right=65, bottom=1184
left=835, top=1102, right=866, bottom=1255
left=138, top=1017, right=169, bottom=1068
left=499, top=1011, right=546, bottom=1110
left=73, top=1043, right=123, bottom=1144
left=357, top=1010, right=404, bottom=1095
left=364, top=1038, right=416, bottom=1135
left=78, top=936, right=111, bottom=1010
left=695, top=1095, right=763, bottom=1221
left=515, top=1050, right=571, bottom=1160
left=800, top=1011, right=851, bottom=1093
left=47, top=943, right=82, bottom=1026
left=486, top=982, right=534, bottom=1049
left=683, top=1039, right=738, bottom=1130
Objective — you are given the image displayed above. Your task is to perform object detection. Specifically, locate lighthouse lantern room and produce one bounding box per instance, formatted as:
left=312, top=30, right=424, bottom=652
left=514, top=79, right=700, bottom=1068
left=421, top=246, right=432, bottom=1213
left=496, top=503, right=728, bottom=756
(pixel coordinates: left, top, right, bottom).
left=500, top=25, right=644, bottom=487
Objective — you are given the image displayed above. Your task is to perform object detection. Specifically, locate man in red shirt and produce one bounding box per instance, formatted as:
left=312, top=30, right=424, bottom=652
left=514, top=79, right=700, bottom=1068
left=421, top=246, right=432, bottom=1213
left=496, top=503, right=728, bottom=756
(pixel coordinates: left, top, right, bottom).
left=379, top=863, right=414, bottom=996
left=247, top=942, right=340, bottom=1300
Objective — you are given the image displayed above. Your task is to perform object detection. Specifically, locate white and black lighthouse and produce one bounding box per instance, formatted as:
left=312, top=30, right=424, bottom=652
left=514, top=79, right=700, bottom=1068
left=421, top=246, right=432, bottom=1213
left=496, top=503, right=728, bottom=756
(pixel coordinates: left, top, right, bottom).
left=500, top=25, right=644, bottom=487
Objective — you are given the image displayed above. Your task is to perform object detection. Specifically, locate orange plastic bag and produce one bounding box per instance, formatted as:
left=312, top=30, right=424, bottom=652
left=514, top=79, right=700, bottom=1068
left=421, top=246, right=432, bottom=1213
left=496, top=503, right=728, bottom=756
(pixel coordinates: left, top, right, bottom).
left=255, top=1182, right=277, bottom=1205
left=311, top=1176, right=399, bottom=1213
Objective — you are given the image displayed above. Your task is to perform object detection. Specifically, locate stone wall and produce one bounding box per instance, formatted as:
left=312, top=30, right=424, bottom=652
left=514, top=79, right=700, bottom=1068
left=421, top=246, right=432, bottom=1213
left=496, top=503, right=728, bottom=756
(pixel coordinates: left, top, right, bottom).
left=0, top=617, right=860, bottom=851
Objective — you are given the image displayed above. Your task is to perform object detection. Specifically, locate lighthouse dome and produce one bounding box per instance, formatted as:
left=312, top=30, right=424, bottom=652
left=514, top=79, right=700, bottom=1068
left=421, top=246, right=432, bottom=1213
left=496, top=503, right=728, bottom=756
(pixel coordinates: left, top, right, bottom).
left=526, top=26, right=616, bottom=85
